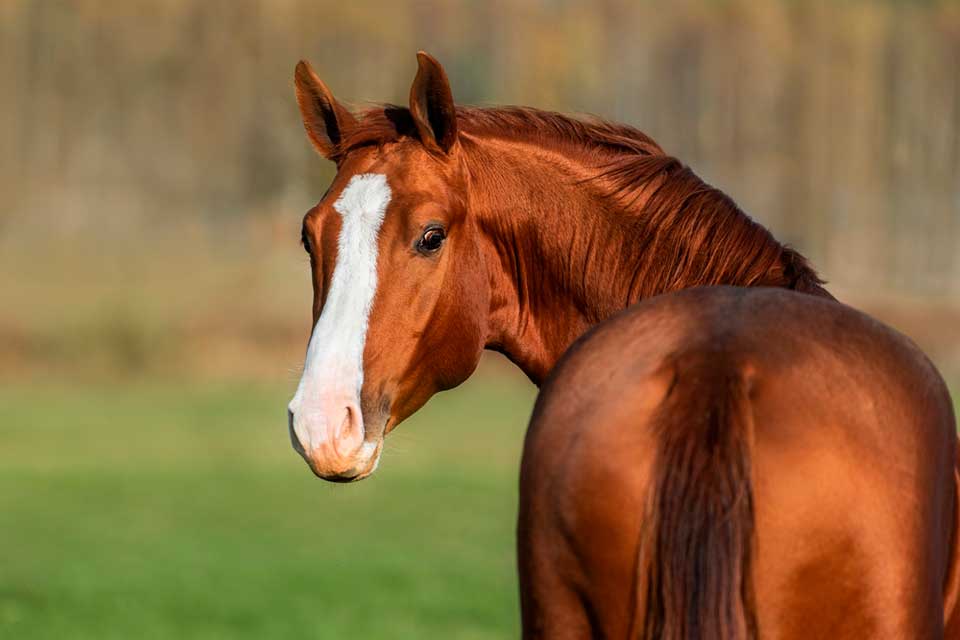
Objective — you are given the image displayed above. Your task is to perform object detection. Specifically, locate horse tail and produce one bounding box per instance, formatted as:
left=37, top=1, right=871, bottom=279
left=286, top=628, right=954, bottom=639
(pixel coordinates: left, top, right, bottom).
left=638, top=352, right=758, bottom=640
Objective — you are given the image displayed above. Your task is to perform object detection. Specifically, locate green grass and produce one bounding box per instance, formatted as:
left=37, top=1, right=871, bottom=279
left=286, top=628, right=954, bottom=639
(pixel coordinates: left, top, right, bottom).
left=0, top=374, right=537, bottom=639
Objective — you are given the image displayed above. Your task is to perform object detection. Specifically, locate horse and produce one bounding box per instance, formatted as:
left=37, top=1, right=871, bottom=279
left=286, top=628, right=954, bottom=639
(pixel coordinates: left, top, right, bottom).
left=519, top=286, right=959, bottom=638
left=285, top=52, right=959, bottom=635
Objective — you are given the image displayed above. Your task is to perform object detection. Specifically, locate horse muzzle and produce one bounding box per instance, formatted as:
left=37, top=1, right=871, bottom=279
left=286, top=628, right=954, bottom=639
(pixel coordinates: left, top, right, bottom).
left=287, top=399, right=383, bottom=482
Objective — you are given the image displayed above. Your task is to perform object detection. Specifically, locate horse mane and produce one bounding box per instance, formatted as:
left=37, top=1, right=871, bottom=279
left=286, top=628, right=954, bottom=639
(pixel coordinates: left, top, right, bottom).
left=337, top=104, right=826, bottom=298
left=336, top=104, right=664, bottom=159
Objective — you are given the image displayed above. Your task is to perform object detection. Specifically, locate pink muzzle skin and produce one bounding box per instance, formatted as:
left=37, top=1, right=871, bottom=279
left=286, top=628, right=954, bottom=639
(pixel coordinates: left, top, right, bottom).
left=289, top=394, right=370, bottom=480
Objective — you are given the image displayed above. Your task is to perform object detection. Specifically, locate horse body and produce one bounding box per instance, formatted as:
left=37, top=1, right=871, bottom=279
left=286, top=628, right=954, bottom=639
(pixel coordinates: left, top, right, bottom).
left=520, top=286, right=958, bottom=638
left=288, top=53, right=958, bottom=636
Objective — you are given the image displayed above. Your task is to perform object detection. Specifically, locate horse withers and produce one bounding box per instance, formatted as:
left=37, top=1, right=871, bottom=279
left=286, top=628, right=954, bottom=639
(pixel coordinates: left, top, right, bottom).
left=519, top=286, right=959, bottom=638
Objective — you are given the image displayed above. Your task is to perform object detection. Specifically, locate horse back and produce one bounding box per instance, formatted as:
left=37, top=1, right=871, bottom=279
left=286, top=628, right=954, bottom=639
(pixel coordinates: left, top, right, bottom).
left=519, top=286, right=956, bottom=639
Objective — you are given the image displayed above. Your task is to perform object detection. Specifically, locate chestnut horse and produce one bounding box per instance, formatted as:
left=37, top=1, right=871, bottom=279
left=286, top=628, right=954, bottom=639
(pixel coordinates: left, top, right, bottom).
left=520, top=286, right=959, bottom=638
left=286, top=53, right=958, bottom=635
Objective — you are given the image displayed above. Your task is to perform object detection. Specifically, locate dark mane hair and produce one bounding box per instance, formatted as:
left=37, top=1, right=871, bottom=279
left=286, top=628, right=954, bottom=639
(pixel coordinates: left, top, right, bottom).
left=337, top=104, right=826, bottom=297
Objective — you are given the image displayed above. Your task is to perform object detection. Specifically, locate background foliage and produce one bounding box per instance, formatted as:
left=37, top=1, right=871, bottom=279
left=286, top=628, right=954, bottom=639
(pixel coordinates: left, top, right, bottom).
left=2, top=0, right=959, bottom=382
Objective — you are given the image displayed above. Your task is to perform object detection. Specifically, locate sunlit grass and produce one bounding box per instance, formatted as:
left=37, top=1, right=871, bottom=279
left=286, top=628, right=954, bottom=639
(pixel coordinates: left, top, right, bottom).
left=0, top=373, right=536, bottom=639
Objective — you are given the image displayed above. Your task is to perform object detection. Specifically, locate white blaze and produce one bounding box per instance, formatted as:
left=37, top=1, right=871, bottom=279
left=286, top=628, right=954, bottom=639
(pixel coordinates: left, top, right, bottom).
left=289, top=173, right=391, bottom=451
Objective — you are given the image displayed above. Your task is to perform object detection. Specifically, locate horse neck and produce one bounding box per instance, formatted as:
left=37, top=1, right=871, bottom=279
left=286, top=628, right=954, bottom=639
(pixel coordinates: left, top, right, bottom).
left=463, top=135, right=826, bottom=385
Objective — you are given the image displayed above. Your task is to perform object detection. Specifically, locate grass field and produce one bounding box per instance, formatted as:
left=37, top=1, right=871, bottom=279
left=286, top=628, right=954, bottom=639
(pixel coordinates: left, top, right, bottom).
left=0, top=372, right=537, bottom=639
left=3, top=369, right=958, bottom=640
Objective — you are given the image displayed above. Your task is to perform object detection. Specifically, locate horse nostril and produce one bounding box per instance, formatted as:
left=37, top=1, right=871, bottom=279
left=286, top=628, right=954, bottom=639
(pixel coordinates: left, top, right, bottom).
left=333, top=404, right=364, bottom=452
left=336, top=408, right=352, bottom=440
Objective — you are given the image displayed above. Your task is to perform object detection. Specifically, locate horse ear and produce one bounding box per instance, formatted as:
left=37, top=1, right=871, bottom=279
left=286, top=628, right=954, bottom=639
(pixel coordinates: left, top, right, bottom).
left=409, top=51, right=458, bottom=154
left=294, top=60, right=357, bottom=160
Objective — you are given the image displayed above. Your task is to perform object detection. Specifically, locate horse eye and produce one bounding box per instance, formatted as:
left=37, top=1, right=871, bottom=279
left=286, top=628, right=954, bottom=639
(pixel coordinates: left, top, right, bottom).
left=417, top=227, right=446, bottom=255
